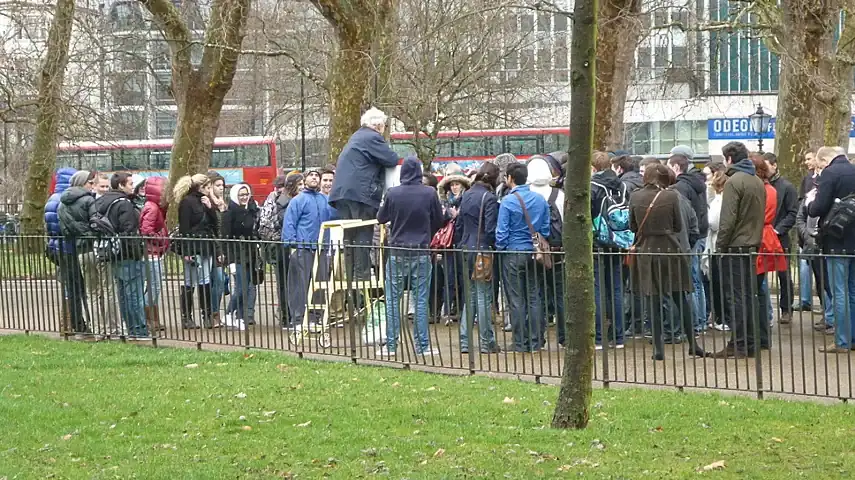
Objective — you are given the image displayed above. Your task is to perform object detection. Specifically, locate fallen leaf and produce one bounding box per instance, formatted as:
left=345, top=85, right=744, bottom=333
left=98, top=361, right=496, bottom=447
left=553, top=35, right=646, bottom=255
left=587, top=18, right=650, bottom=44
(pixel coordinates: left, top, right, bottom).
left=276, top=364, right=289, bottom=372
left=770, top=437, right=783, bottom=443
left=234, top=392, right=247, bottom=399
left=433, top=448, right=445, bottom=458
left=296, top=420, right=312, bottom=428
left=184, top=363, right=198, bottom=369
left=391, top=382, right=401, bottom=387
left=61, top=434, right=72, bottom=441
left=425, top=386, right=437, bottom=391
left=503, top=397, right=516, bottom=404
left=557, top=465, right=572, bottom=472
left=699, top=460, right=726, bottom=472
left=241, top=425, right=252, bottom=431
left=263, top=411, right=276, bottom=417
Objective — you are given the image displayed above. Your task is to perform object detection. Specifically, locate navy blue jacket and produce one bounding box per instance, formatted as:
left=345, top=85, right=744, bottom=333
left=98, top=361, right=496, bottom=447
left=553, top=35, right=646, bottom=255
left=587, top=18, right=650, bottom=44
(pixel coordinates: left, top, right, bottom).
left=329, top=127, right=399, bottom=210
left=45, top=167, right=77, bottom=255
left=808, top=155, right=855, bottom=253
left=453, top=183, right=498, bottom=250
left=282, top=188, right=337, bottom=249
left=377, top=156, right=444, bottom=253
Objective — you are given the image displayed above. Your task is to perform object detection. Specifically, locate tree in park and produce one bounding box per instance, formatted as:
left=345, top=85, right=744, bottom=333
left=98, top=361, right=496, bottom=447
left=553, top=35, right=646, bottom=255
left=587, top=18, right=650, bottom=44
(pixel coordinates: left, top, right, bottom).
left=20, top=0, right=76, bottom=237
left=139, top=0, right=251, bottom=193
left=310, top=0, right=397, bottom=163
left=553, top=0, right=597, bottom=429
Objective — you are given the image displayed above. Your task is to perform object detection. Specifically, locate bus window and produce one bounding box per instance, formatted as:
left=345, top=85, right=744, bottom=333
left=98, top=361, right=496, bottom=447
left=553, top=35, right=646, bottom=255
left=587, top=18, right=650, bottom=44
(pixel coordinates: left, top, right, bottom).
left=487, top=136, right=503, bottom=156
left=557, top=133, right=570, bottom=152
left=453, top=137, right=487, bottom=157
left=211, top=148, right=237, bottom=168
left=504, top=136, right=540, bottom=156
left=117, top=148, right=149, bottom=170
left=238, top=145, right=270, bottom=167
left=150, top=150, right=171, bottom=170
left=80, top=150, right=112, bottom=172
left=391, top=141, right=416, bottom=158
left=543, top=134, right=559, bottom=153
left=435, top=141, right=453, bottom=158
left=57, top=152, right=80, bottom=169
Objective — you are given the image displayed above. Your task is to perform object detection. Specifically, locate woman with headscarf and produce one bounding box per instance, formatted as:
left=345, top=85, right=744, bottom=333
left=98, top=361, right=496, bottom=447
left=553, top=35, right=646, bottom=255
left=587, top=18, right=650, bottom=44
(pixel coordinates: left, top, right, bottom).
left=174, top=174, right=220, bottom=329
left=222, top=183, right=262, bottom=327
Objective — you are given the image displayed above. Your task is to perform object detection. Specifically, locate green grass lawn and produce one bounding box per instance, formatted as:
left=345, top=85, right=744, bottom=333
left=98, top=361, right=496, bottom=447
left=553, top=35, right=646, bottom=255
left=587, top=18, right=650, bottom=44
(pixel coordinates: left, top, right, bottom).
left=0, top=335, right=853, bottom=479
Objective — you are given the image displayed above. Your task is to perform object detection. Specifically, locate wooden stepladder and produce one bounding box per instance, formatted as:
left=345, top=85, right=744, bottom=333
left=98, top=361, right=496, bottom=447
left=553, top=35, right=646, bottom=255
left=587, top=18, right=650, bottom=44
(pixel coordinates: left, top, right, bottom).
left=288, top=219, right=386, bottom=348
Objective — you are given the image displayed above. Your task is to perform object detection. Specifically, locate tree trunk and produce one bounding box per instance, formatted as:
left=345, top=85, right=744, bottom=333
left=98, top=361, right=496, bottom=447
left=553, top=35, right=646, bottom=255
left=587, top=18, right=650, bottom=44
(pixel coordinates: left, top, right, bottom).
left=20, top=0, right=75, bottom=241
left=593, top=0, right=641, bottom=151
left=773, top=0, right=837, bottom=182
left=823, top=7, right=855, bottom=150
left=552, top=0, right=597, bottom=430
left=327, top=33, right=373, bottom=163
left=169, top=79, right=230, bottom=180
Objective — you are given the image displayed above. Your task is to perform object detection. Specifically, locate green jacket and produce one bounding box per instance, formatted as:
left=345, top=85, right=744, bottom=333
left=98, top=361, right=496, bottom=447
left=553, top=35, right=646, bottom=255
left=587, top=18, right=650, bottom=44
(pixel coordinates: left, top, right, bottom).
left=716, top=159, right=765, bottom=251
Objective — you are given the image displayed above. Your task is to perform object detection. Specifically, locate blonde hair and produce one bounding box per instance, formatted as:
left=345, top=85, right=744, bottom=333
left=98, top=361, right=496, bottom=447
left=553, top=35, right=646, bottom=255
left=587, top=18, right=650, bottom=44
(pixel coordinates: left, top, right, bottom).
left=172, top=174, right=209, bottom=206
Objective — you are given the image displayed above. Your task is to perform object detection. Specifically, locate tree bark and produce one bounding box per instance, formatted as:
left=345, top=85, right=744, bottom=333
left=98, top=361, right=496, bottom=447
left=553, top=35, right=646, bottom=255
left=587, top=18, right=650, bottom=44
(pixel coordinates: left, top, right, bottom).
left=772, top=0, right=837, bottom=182
left=823, top=6, right=855, bottom=150
left=552, top=0, right=597, bottom=430
left=20, top=0, right=76, bottom=240
left=312, top=0, right=396, bottom=164
left=593, top=0, right=641, bottom=151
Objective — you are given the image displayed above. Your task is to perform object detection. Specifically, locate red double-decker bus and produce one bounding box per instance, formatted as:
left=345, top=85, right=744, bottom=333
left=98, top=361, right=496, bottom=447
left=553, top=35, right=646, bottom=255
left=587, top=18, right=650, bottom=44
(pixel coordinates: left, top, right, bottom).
left=389, top=127, right=571, bottom=174
left=55, top=136, right=279, bottom=199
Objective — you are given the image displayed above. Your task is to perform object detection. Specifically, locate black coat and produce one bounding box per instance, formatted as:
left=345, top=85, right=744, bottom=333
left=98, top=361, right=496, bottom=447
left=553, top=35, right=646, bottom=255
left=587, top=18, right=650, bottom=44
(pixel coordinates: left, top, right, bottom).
left=178, top=191, right=220, bottom=257
left=91, top=191, right=145, bottom=261
left=58, top=186, right=95, bottom=252
left=769, top=172, right=798, bottom=248
left=222, top=200, right=260, bottom=267
left=672, top=168, right=709, bottom=238
left=808, top=155, right=855, bottom=254
left=453, top=183, right=498, bottom=250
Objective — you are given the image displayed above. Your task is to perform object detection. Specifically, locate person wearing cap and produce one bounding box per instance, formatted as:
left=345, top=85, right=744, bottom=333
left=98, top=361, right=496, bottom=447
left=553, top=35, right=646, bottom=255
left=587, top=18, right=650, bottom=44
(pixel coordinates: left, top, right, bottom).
left=57, top=169, right=94, bottom=337
left=668, top=145, right=709, bottom=335
left=259, top=174, right=294, bottom=327
left=328, top=107, right=399, bottom=283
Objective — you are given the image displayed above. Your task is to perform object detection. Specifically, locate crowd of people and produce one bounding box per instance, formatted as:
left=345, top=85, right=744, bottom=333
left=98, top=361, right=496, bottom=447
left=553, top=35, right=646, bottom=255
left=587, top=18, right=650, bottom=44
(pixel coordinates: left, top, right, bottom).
left=42, top=106, right=855, bottom=359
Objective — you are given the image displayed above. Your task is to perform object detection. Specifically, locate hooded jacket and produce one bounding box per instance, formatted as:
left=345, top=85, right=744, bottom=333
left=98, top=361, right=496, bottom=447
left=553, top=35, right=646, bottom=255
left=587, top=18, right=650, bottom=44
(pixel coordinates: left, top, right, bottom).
left=377, top=156, right=444, bottom=252
left=329, top=126, right=400, bottom=210
left=223, top=183, right=261, bottom=265
left=58, top=185, right=95, bottom=253
left=437, top=173, right=472, bottom=210
left=619, top=170, right=644, bottom=195
left=139, top=177, right=169, bottom=256
left=716, top=159, right=765, bottom=251
left=757, top=182, right=787, bottom=274
left=91, top=190, right=145, bottom=261
left=282, top=186, right=336, bottom=249
left=808, top=155, right=855, bottom=253
left=528, top=156, right=564, bottom=221
left=177, top=190, right=219, bottom=257
left=672, top=167, right=709, bottom=238
left=795, top=200, right=821, bottom=253
left=46, top=167, right=77, bottom=255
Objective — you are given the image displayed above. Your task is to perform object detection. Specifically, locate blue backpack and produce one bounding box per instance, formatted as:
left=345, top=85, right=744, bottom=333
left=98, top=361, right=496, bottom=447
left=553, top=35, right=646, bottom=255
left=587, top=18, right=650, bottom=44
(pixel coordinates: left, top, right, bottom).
left=591, top=182, right=634, bottom=249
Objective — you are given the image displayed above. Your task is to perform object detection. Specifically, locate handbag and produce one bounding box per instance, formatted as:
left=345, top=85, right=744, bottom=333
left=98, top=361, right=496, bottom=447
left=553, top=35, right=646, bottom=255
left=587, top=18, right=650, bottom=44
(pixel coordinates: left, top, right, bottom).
left=430, top=219, right=455, bottom=249
left=513, top=192, right=552, bottom=269
left=472, top=192, right=493, bottom=282
left=624, top=190, right=663, bottom=268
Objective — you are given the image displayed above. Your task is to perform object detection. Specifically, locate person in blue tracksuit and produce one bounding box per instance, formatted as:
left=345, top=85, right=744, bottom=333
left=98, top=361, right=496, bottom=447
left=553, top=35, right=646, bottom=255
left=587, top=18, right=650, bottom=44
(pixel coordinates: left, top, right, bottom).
left=283, top=169, right=337, bottom=329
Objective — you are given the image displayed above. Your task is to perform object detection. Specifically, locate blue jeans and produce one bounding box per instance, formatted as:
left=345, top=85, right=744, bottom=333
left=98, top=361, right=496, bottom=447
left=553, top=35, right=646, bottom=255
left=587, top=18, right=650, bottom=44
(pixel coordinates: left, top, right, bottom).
left=502, top=253, right=544, bottom=352
left=211, top=266, right=226, bottom=314
left=385, top=255, right=432, bottom=353
left=824, top=291, right=835, bottom=327
left=690, top=239, right=707, bottom=331
left=459, top=262, right=497, bottom=352
left=144, top=257, right=163, bottom=308
left=112, top=260, right=148, bottom=337
left=758, top=276, right=774, bottom=325
left=594, top=254, right=624, bottom=345
left=826, top=257, right=855, bottom=349
left=798, top=256, right=813, bottom=307
left=228, top=264, right=258, bottom=322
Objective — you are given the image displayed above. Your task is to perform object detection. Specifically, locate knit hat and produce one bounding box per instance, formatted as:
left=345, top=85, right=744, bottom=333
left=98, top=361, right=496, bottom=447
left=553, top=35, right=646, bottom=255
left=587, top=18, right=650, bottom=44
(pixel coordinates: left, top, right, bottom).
left=670, top=145, right=694, bottom=160
left=490, top=153, right=518, bottom=173
left=69, top=170, right=92, bottom=187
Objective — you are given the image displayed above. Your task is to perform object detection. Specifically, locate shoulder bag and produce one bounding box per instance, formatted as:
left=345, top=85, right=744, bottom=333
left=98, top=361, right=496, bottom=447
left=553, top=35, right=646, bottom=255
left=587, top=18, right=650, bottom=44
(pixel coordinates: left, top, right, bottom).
left=513, top=192, right=552, bottom=269
left=471, top=192, right=493, bottom=282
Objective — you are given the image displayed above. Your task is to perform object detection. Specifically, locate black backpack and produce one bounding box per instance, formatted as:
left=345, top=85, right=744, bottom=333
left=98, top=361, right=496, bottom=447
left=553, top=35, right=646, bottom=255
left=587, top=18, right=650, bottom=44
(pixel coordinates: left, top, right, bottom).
left=820, top=193, right=855, bottom=240
left=546, top=188, right=563, bottom=249
left=90, top=198, right=126, bottom=263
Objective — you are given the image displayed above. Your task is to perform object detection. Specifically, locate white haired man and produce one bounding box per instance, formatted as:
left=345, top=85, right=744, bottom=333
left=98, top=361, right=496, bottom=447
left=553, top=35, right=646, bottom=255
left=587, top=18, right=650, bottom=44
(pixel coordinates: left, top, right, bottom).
left=328, top=107, right=399, bottom=283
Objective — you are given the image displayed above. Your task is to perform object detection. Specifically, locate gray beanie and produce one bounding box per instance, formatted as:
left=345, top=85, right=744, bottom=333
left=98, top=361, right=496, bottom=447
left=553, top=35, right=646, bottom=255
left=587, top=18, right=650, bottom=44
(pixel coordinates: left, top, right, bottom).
left=491, top=153, right=518, bottom=173
left=70, top=170, right=92, bottom=187
left=670, top=145, right=694, bottom=160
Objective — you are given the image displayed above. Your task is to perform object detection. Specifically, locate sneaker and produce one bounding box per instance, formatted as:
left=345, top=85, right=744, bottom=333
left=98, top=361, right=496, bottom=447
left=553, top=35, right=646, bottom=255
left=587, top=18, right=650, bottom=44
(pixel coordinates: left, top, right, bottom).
left=779, top=312, right=792, bottom=324
left=595, top=344, right=603, bottom=351
left=812, top=305, right=825, bottom=315
left=613, top=343, right=625, bottom=350
left=416, top=348, right=441, bottom=356
left=375, top=346, right=396, bottom=357
left=712, top=323, right=731, bottom=332
left=793, top=303, right=812, bottom=312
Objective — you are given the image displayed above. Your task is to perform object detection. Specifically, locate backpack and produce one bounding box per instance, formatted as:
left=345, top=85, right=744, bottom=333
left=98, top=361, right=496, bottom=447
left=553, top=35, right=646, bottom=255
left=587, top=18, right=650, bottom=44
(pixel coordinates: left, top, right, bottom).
left=258, top=193, right=286, bottom=241
left=546, top=188, right=563, bottom=249
left=591, top=181, right=634, bottom=250
left=90, top=198, right=126, bottom=263
left=820, top=193, right=855, bottom=240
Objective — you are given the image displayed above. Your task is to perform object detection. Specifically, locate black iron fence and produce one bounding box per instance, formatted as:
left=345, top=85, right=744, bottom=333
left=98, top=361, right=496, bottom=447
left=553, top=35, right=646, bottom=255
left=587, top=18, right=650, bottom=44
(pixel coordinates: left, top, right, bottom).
left=1, top=234, right=853, bottom=401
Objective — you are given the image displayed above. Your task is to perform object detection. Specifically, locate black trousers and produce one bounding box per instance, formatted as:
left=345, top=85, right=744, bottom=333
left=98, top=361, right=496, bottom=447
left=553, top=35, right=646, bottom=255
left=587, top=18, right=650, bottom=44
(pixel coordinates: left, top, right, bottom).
left=59, top=252, right=87, bottom=334
left=273, top=247, right=291, bottom=325
left=335, top=199, right=376, bottom=281
left=719, top=253, right=763, bottom=353
left=648, top=292, right=700, bottom=356
left=287, top=249, right=330, bottom=325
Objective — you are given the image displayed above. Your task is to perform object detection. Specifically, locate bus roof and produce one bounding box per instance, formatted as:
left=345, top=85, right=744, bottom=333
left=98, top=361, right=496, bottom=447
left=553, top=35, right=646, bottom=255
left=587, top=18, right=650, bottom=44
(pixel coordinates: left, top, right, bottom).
left=390, top=127, right=570, bottom=139
left=57, top=136, right=276, bottom=151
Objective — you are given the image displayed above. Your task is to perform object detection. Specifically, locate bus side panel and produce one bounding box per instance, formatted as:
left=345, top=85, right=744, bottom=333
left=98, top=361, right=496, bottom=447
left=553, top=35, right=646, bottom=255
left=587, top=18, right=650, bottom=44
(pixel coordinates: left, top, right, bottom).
left=242, top=166, right=275, bottom=200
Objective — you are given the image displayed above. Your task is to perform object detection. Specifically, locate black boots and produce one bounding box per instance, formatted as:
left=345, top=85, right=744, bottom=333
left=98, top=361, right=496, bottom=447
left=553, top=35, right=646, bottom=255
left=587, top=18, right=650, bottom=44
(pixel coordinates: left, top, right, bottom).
left=180, top=286, right=198, bottom=329
left=199, top=284, right=213, bottom=329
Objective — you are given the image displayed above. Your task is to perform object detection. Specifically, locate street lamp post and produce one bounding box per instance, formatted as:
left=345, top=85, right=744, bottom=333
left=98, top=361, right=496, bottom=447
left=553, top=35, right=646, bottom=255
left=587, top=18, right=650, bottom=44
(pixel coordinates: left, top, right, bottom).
left=749, top=103, right=773, bottom=154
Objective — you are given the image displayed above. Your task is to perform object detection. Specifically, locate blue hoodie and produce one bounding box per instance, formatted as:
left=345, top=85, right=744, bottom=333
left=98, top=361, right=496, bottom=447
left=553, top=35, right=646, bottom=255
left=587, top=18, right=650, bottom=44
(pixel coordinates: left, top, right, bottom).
left=45, top=167, right=77, bottom=255
left=282, top=187, right=337, bottom=248
left=377, top=156, right=444, bottom=253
